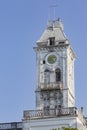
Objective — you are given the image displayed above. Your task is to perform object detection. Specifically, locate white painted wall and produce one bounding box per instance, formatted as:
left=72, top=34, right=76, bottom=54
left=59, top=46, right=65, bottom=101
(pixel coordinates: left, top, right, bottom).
left=23, top=116, right=87, bottom=130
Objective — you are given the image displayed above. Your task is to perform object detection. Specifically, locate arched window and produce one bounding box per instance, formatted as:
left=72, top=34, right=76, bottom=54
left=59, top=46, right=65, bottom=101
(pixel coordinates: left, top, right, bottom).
left=44, top=69, right=50, bottom=84
left=55, top=68, right=61, bottom=82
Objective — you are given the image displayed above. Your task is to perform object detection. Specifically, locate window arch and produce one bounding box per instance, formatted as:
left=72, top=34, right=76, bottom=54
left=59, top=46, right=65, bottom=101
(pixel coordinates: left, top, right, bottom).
left=44, top=69, right=50, bottom=72
left=44, top=69, right=50, bottom=84
left=55, top=68, right=61, bottom=82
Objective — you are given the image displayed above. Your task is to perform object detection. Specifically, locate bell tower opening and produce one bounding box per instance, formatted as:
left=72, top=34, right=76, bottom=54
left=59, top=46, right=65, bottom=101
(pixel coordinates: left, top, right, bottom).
left=55, top=68, right=61, bottom=82
left=44, top=69, right=50, bottom=84
left=49, top=37, right=55, bottom=45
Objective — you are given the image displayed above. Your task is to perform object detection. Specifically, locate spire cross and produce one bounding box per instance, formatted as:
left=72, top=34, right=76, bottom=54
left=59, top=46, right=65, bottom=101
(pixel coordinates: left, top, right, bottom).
left=50, top=4, right=58, bottom=20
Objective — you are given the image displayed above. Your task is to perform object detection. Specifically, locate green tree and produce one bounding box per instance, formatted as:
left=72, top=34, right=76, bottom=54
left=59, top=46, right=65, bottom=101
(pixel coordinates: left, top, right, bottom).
left=62, top=127, right=78, bottom=130
left=52, top=127, right=78, bottom=130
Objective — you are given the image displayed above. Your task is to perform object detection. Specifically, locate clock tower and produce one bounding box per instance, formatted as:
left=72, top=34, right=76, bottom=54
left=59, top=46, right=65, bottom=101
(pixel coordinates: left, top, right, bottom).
left=34, top=18, right=76, bottom=112
left=23, top=18, right=87, bottom=130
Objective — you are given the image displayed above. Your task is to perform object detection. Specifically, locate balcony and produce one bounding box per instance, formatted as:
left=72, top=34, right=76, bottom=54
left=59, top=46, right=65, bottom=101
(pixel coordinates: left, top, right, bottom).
left=40, top=82, right=63, bottom=91
left=23, top=107, right=87, bottom=126
left=23, top=107, right=76, bottom=120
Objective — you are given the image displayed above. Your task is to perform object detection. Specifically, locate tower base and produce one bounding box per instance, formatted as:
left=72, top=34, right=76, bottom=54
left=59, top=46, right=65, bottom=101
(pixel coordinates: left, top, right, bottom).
left=23, top=107, right=87, bottom=130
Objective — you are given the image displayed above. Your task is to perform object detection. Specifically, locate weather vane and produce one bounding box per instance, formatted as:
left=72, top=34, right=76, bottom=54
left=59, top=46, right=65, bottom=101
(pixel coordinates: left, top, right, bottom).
left=50, top=0, right=58, bottom=20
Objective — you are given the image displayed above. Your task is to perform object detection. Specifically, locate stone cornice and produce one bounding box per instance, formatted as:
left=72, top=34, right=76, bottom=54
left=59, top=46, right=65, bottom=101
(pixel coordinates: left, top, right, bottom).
left=33, top=44, right=69, bottom=51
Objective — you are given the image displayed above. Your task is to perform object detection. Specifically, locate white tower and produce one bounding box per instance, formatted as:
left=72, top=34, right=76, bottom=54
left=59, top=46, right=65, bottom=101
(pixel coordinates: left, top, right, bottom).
left=34, top=18, right=76, bottom=111
left=23, top=19, right=87, bottom=130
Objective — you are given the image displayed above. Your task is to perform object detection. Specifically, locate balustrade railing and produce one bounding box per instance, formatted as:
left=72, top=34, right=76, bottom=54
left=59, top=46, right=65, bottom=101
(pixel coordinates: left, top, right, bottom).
left=23, top=107, right=77, bottom=119
left=23, top=107, right=87, bottom=126
left=0, top=122, right=22, bottom=130
left=40, top=82, right=63, bottom=90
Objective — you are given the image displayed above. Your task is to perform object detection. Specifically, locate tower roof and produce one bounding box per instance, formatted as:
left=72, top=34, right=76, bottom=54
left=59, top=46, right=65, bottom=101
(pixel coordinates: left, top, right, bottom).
left=37, top=18, right=68, bottom=45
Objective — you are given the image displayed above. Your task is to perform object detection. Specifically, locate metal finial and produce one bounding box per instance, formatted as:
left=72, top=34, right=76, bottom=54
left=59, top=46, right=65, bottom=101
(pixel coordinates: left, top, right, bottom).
left=49, top=0, right=58, bottom=20
left=50, top=4, right=58, bottom=20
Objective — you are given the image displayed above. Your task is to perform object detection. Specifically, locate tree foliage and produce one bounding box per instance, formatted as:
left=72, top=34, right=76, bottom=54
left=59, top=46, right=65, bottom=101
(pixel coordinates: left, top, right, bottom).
left=52, top=127, right=78, bottom=130
left=62, top=127, right=78, bottom=130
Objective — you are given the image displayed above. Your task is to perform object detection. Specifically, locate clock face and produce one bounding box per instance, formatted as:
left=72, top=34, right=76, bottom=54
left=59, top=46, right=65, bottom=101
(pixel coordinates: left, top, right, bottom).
left=47, top=54, right=57, bottom=64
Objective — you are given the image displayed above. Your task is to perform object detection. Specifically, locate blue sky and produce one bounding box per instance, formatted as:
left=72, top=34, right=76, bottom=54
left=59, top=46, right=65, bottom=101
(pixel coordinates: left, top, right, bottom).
left=0, top=0, right=87, bottom=122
